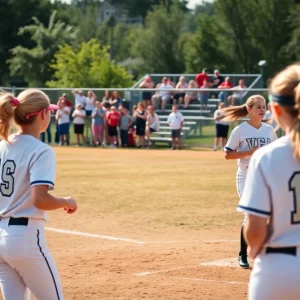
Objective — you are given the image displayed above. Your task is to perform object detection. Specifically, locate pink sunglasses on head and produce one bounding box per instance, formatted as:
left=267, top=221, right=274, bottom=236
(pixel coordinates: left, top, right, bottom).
left=25, top=104, right=59, bottom=120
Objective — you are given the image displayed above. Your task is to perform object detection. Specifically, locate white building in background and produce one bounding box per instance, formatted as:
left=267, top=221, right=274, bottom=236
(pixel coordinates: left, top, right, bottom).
left=96, top=1, right=143, bottom=25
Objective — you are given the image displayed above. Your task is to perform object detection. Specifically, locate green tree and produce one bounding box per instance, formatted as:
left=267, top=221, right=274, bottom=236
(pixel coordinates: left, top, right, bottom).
left=0, top=0, right=53, bottom=84
left=184, top=15, right=231, bottom=73
left=47, top=39, right=134, bottom=88
left=8, top=11, right=77, bottom=87
left=131, top=4, right=185, bottom=73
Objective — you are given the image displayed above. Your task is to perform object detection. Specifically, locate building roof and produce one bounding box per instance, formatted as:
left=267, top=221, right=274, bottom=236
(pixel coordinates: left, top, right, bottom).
left=99, top=1, right=115, bottom=11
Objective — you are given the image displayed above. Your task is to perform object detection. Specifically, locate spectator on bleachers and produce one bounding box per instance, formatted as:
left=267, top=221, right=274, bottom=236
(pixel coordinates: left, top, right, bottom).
left=146, top=105, right=160, bottom=148
left=184, top=80, right=198, bottom=108
left=151, top=77, right=173, bottom=113
left=199, top=79, right=210, bottom=110
left=227, top=79, right=247, bottom=106
left=212, top=69, right=224, bottom=88
left=120, top=107, right=135, bottom=147
left=213, top=102, right=230, bottom=151
left=106, top=106, right=121, bottom=148
left=72, top=103, right=86, bottom=146
left=91, top=101, right=105, bottom=147
left=56, top=100, right=71, bottom=146
left=139, top=75, right=154, bottom=108
left=134, top=102, right=148, bottom=148
left=168, top=105, right=184, bottom=150
left=102, top=90, right=111, bottom=110
left=110, top=91, right=123, bottom=109
left=195, top=68, right=210, bottom=88
left=85, top=90, right=96, bottom=117
left=211, top=69, right=224, bottom=98
left=167, top=77, right=175, bottom=87
left=173, top=76, right=188, bottom=107
left=218, top=76, right=233, bottom=103
left=72, top=89, right=86, bottom=108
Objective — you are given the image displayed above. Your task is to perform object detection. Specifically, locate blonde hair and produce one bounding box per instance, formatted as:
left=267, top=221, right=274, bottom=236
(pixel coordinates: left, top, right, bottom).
left=222, top=95, right=265, bottom=122
left=270, top=63, right=300, bottom=158
left=0, top=88, right=50, bottom=141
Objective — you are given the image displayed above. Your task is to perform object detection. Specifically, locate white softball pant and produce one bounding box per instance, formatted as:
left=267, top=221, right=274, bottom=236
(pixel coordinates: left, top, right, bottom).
left=236, top=168, right=247, bottom=224
left=0, top=217, right=63, bottom=300
left=249, top=249, right=300, bottom=299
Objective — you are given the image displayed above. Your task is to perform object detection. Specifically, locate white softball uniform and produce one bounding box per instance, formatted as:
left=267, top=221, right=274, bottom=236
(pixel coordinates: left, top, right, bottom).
left=238, top=135, right=300, bottom=300
left=0, top=135, right=63, bottom=300
left=225, top=122, right=277, bottom=224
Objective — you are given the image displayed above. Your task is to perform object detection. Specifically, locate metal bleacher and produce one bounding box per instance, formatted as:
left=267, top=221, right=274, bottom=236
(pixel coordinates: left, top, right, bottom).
left=130, top=73, right=264, bottom=146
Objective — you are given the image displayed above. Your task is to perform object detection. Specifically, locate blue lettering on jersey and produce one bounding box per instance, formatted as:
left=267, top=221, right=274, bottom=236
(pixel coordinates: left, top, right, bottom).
left=246, top=138, right=271, bottom=149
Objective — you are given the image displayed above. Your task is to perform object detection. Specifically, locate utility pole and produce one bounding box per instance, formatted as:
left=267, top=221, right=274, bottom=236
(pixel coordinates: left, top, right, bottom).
left=107, top=15, right=117, bottom=60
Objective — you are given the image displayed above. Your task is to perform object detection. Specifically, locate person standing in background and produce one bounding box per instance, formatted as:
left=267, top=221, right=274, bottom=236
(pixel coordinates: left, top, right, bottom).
left=72, top=103, right=86, bottom=146
left=213, top=102, right=230, bottom=151
left=134, top=102, right=147, bottom=148
left=91, top=101, right=105, bottom=147
left=106, top=106, right=121, bottom=148
left=120, top=107, right=134, bottom=147
left=56, top=100, right=71, bottom=146
left=168, top=105, right=184, bottom=150
left=72, top=90, right=86, bottom=108
left=146, top=105, right=160, bottom=148
left=85, top=91, right=96, bottom=117
left=195, top=68, right=210, bottom=88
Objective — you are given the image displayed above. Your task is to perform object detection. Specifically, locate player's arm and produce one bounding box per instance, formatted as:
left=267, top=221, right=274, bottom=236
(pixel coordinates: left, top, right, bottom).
left=243, top=214, right=268, bottom=259
left=225, top=147, right=258, bottom=160
left=31, top=185, right=76, bottom=212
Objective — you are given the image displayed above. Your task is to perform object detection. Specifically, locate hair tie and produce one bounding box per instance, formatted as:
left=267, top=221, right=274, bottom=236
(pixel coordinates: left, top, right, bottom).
left=11, top=98, right=20, bottom=107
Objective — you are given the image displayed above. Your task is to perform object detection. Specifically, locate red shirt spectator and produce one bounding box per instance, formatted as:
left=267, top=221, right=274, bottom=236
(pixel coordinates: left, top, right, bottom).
left=195, top=68, right=210, bottom=87
left=107, top=108, right=121, bottom=127
left=57, top=93, right=72, bottom=108
left=219, top=77, right=233, bottom=89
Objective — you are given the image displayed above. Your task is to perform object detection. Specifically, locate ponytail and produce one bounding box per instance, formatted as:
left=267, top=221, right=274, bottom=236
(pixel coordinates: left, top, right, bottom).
left=0, top=93, right=16, bottom=141
left=222, top=95, right=265, bottom=123
left=222, top=104, right=248, bottom=122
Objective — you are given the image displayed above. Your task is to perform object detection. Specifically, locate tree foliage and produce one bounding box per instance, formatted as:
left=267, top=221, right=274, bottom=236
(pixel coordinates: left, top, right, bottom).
left=8, top=11, right=77, bottom=87
left=47, top=39, right=134, bottom=88
left=132, top=4, right=185, bottom=73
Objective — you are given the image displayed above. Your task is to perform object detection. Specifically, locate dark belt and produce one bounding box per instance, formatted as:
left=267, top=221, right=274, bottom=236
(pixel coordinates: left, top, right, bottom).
left=8, top=217, right=29, bottom=226
left=266, top=246, right=297, bottom=256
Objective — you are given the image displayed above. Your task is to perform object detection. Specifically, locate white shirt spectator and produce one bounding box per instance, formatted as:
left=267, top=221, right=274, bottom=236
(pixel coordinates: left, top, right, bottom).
left=148, top=113, right=160, bottom=131
left=56, top=107, right=70, bottom=125
left=72, top=109, right=86, bottom=125
left=75, top=95, right=86, bottom=108
left=85, top=97, right=95, bottom=111
left=167, top=112, right=184, bottom=130
left=159, top=84, right=173, bottom=98
left=214, top=109, right=230, bottom=125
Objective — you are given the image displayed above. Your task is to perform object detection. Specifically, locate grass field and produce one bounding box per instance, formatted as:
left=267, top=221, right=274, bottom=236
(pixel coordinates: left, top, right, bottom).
left=16, top=147, right=251, bottom=300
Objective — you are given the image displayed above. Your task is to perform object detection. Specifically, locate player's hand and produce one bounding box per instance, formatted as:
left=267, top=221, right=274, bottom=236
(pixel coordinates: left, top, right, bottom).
left=62, top=197, right=77, bottom=214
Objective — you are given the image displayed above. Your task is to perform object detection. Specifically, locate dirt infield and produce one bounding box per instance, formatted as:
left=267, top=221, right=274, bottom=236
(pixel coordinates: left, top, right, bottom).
left=9, top=148, right=252, bottom=299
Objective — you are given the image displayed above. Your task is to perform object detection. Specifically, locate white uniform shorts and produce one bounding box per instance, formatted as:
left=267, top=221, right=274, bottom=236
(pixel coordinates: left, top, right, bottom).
left=249, top=248, right=300, bottom=299
left=0, top=217, right=63, bottom=300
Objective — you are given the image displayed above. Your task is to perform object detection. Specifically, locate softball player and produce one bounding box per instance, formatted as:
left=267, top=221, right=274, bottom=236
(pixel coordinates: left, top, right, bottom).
left=224, top=95, right=277, bottom=268
left=0, top=89, right=77, bottom=299
left=238, top=64, right=300, bottom=299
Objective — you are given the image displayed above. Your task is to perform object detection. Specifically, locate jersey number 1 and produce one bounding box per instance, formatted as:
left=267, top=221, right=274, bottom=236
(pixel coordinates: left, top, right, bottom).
left=0, top=160, right=16, bottom=197
left=290, top=172, right=300, bottom=224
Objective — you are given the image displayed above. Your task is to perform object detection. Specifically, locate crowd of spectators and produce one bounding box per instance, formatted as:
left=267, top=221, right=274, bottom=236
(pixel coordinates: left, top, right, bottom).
left=136, top=70, right=247, bottom=113
left=41, top=90, right=177, bottom=148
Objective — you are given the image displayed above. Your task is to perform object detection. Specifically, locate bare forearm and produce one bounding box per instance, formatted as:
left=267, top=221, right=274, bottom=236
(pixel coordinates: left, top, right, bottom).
left=33, top=193, right=66, bottom=211
left=244, top=219, right=268, bottom=258
left=225, top=150, right=253, bottom=160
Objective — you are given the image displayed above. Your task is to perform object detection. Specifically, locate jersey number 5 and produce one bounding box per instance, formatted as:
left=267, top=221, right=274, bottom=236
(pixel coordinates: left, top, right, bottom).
left=290, top=172, right=300, bottom=224
left=0, top=160, right=16, bottom=197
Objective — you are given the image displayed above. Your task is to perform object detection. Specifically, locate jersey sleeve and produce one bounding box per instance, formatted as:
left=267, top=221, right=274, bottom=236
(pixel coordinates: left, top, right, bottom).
left=237, top=152, right=271, bottom=218
left=224, top=126, right=239, bottom=151
left=180, top=113, right=184, bottom=122
left=30, top=147, right=56, bottom=191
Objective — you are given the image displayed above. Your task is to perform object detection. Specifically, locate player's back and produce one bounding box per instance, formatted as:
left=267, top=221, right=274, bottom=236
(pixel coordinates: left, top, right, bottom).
left=251, top=135, right=300, bottom=247
left=0, top=134, right=55, bottom=220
